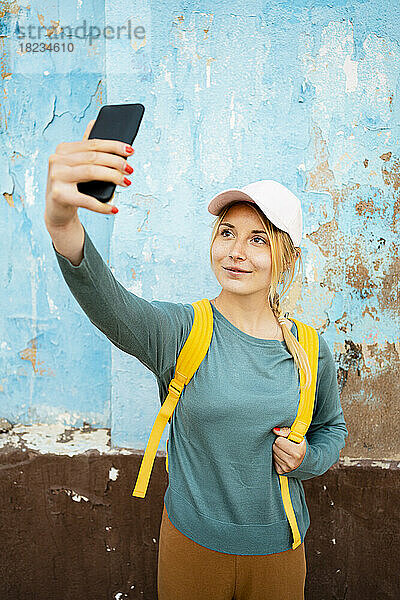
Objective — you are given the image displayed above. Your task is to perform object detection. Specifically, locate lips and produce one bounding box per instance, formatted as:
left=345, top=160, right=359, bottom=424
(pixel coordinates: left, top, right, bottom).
left=223, top=266, right=252, bottom=273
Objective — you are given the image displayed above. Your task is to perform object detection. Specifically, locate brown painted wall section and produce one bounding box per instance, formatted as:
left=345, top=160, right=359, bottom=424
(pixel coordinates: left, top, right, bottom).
left=0, top=447, right=398, bottom=600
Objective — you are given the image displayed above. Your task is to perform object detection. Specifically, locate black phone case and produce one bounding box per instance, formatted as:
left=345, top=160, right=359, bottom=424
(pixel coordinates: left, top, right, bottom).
left=77, top=103, right=145, bottom=203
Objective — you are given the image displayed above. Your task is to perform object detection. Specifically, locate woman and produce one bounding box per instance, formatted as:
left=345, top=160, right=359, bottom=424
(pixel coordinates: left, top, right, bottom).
left=45, top=120, right=348, bottom=600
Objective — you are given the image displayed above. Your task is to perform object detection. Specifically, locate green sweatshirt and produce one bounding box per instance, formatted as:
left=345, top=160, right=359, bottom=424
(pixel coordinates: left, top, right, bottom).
left=52, top=225, right=348, bottom=555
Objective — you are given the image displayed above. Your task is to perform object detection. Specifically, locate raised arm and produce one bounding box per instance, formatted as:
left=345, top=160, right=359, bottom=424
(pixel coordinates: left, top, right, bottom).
left=51, top=222, right=194, bottom=379
left=45, top=120, right=194, bottom=380
left=48, top=217, right=85, bottom=266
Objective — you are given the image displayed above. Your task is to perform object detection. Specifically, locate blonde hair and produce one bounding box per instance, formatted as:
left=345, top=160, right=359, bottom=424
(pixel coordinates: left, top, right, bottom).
left=209, top=200, right=312, bottom=389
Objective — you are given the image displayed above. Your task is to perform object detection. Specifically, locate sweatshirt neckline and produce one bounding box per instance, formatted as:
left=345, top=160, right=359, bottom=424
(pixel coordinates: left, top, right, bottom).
left=209, top=301, right=297, bottom=347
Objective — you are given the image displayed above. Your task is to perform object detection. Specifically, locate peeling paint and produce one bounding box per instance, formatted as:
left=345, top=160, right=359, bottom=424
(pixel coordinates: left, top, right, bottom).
left=0, top=423, right=133, bottom=455
left=61, top=488, right=89, bottom=502
left=108, top=466, right=119, bottom=480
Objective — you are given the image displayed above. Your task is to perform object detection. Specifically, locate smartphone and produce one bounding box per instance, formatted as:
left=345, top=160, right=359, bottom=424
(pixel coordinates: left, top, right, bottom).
left=77, top=103, right=145, bottom=203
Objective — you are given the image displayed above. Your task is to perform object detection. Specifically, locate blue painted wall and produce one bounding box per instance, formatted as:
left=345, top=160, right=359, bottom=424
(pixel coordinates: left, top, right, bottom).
left=1, top=0, right=399, bottom=458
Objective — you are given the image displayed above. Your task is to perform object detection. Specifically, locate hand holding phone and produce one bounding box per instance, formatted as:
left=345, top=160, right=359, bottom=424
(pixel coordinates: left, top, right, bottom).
left=44, top=106, right=143, bottom=230
left=44, top=103, right=145, bottom=230
left=77, top=103, right=144, bottom=203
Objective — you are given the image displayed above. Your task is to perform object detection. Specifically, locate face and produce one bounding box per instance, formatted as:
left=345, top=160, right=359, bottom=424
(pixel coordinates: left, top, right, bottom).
left=211, top=203, right=273, bottom=298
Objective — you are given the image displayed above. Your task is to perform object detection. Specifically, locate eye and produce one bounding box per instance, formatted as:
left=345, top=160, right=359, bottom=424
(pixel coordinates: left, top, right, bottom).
left=220, top=229, right=267, bottom=244
left=253, top=236, right=267, bottom=244
left=220, top=228, right=232, bottom=237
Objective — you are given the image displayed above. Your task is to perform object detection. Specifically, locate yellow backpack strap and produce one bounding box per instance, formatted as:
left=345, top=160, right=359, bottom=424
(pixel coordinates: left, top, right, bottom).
left=278, top=318, right=319, bottom=549
left=131, top=298, right=213, bottom=498
left=287, top=318, right=319, bottom=444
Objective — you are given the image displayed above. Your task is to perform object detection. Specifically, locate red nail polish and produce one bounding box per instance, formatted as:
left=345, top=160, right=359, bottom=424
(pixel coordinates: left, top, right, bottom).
left=123, top=177, right=131, bottom=186
left=124, top=163, right=134, bottom=174
left=111, top=206, right=118, bottom=214
left=125, top=145, right=134, bottom=154
left=274, top=427, right=280, bottom=431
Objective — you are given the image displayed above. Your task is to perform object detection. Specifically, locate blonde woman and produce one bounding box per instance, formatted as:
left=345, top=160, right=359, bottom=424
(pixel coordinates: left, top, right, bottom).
left=45, top=121, right=348, bottom=600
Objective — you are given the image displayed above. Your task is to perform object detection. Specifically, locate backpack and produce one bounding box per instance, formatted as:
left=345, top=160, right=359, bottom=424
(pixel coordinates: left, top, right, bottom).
left=131, top=298, right=319, bottom=550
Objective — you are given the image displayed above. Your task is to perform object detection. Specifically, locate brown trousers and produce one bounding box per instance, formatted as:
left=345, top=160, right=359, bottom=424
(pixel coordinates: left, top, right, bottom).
left=157, top=504, right=307, bottom=600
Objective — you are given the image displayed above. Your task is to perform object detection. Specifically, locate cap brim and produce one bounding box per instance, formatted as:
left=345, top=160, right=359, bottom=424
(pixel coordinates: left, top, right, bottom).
left=207, top=189, right=256, bottom=215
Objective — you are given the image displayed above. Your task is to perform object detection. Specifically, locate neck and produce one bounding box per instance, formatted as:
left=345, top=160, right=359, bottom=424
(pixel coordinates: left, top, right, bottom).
left=211, top=293, right=280, bottom=337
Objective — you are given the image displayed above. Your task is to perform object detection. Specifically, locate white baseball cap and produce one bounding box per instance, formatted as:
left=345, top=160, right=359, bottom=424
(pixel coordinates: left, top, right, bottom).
left=207, top=179, right=302, bottom=247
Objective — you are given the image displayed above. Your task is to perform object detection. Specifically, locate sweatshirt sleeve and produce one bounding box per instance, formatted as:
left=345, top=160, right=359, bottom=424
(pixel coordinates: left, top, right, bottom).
left=51, top=224, right=194, bottom=381
left=283, top=334, right=348, bottom=481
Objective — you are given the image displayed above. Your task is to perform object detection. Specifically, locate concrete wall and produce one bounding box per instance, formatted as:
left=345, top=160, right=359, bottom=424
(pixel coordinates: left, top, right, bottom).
left=0, top=0, right=399, bottom=598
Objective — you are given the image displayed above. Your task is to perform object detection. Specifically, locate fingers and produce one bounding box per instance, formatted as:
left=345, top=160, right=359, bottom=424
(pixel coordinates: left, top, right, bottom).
left=273, top=427, right=291, bottom=437
left=272, top=436, right=306, bottom=473
left=49, top=144, right=134, bottom=193
left=274, top=460, right=285, bottom=475
left=273, top=442, right=295, bottom=461
left=49, top=126, right=135, bottom=218
left=273, top=448, right=291, bottom=473
left=72, top=189, right=119, bottom=215
left=82, top=119, right=96, bottom=141
left=56, top=137, right=133, bottom=158
left=59, top=150, right=133, bottom=181
left=63, top=163, right=132, bottom=187
left=273, top=436, right=305, bottom=456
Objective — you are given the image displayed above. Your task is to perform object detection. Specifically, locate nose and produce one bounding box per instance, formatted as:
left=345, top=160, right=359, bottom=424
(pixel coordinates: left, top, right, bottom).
left=229, top=237, right=247, bottom=260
